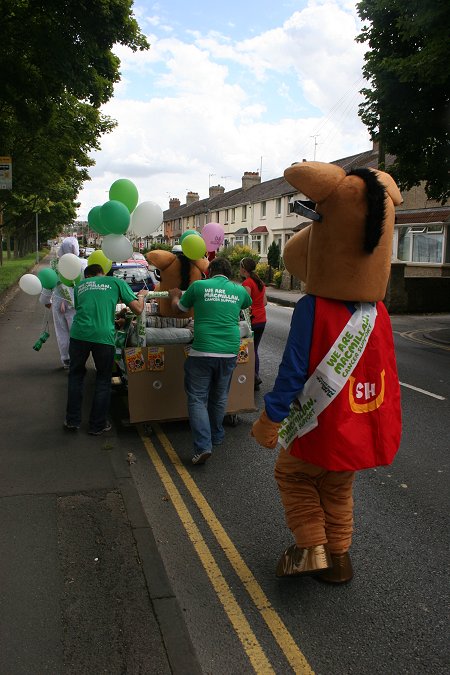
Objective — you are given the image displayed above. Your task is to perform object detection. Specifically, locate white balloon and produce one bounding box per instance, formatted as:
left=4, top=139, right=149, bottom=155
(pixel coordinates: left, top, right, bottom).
left=130, top=201, right=163, bottom=237
left=58, top=253, right=83, bottom=280
left=19, top=273, right=42, bottom=295
left=101, top=234, right=133, bottom=262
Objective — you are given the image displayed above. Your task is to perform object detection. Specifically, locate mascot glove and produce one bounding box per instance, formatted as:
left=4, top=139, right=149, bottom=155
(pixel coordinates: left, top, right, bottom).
left=251, top=410, right=281, bottom=449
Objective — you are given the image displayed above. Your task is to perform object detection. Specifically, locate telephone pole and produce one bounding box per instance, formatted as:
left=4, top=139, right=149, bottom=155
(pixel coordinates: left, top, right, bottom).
left=310, top=135, right=320, bottom=161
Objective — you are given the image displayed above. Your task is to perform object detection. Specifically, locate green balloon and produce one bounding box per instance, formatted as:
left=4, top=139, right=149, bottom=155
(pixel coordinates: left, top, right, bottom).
left=180, top=229, right=201, bottom=243
left=38, top=267, right=59, bottom=289
left=88, top=250, right=112, bottom=274
left=109, top=179, right=139, bottom=213
left=58, top=272, right=82, bottom=287
left=88, top=205, right=110, bottom=235
left=181, top=233, right=206, bottom=260
left=99, top=200, right=130, bottom=235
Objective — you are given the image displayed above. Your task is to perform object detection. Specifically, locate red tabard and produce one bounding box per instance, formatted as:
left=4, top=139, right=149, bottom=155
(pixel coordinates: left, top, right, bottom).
left=289, top=298, right=402, bottom=471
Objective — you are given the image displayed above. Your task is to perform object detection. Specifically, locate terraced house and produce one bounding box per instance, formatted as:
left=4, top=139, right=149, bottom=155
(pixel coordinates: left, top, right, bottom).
left=163, top=142, right=450, bottom=312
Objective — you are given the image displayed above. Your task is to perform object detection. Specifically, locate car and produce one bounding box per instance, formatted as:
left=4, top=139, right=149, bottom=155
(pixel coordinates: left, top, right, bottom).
left=110, top=262, right=156, bottom=292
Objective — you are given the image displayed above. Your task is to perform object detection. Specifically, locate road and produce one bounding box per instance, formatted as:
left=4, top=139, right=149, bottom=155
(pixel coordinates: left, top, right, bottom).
left=129, top=303, right=450, bottom=675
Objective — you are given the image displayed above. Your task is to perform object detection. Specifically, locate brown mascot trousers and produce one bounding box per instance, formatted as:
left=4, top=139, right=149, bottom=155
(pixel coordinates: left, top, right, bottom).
left=274, top=449, right=355, bottom=554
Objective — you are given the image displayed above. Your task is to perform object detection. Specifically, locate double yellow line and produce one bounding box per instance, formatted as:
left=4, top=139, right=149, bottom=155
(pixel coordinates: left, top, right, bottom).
left=139, top=423, right=314, bottom=675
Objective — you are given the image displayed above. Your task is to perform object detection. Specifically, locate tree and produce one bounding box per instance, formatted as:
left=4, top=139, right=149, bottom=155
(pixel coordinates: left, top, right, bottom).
left=0, top=0, right=149, bottom=256
left=356, top=0, right=450, bottom=202
left=267, top=241, right=281, bottom=269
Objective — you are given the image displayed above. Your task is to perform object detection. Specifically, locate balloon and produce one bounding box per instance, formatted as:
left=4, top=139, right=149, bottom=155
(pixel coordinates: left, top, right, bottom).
left=59, top=272, right=82, bottom=287
left=19, top=273, right=42, bottom=295
left=88, top=205, right=111, bottom=235
left=101, top=234, right=133, bottom=262
left=58, top=253, right=83, bottom=280
left=180, top=229, right=201, bottom=243
left=130, top=201, right=163, bottom=238
left=99, top=200, right=130, bottom=235
left=181, top=234, right=206, bottom=260
left=88, top=250, right=112, bottom=274
left=109, top=179, right=139, bottom=213
left=201, top=222, right=225, bottom=253
left=37, top=268, right=59, bottom=289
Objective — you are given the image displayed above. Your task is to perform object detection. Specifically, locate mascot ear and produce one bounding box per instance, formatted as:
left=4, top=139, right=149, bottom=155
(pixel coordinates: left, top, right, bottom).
left=372, top=169, right=403, bottom=206
left=284, top=162, right=346, bottom=203
left=146, top=250, right=175, bottom=271
left=193, top=259, right=210, bottom=275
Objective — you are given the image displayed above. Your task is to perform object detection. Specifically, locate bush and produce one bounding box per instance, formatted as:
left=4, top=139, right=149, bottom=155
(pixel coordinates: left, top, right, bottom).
left=220, top=244, right=259, bottom=279
left=255, top=262, right=270, bottom=283
left=143, top=243, right=172, bottom=253
left=273, top=270, right=283, bottom=288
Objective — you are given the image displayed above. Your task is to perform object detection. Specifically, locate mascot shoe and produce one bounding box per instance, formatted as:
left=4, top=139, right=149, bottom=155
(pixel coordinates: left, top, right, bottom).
left=276, top=544, right=332, bottom=578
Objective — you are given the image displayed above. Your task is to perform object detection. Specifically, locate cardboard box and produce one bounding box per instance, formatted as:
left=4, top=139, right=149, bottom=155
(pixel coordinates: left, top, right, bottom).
left=125, top=340, right=257, bottom=423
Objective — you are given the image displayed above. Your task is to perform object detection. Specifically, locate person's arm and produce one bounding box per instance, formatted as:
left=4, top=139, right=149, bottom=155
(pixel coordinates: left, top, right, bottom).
left=128, top=290, right=147, bottom=316
left=264, top=295, right=315, bottom=422
left=168, top=288, right=186, bottom=313
left=175, top=283, right=195, bottom=313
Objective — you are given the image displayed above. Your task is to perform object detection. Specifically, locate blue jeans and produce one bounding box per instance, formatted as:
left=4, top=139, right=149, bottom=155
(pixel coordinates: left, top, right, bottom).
left=184, top=356, right=237, bottom=455
left=66, top=338, right=115, bottom=432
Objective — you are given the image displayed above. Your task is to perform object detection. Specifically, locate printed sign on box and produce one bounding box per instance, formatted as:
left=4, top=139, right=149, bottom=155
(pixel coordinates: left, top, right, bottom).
left=237, top=339, right=249, bottom=364
left=148, top=346, right=165, bottom=371
left=125, top=347, right=146, bottom=373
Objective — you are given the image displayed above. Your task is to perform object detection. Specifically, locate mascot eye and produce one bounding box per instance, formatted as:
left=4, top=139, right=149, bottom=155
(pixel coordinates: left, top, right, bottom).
left=154, top=269, right=161, bottom=281
left=291, top=199, right=322, bottom=222
left=201, top=272, right=207, bottom=279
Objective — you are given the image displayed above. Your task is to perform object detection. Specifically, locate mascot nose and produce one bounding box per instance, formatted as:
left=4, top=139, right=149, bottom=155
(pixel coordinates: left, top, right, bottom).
left=291, top=199, right=322, bottom=221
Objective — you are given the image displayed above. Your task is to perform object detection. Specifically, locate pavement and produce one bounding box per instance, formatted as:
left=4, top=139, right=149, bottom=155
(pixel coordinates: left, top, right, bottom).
left=265, top=286, right=450, bottom=345
left=0, top=269, right=449, bottom=675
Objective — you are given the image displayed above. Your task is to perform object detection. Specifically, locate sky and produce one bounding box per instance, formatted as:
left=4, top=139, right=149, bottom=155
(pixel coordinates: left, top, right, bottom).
left=76, top=0, right=372, bottom=220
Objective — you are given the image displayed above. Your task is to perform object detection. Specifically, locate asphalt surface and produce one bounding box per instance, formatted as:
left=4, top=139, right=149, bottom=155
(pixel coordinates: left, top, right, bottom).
left=0, top=273, right=200, bottom=675
left=1, top=271, right=449, bottom=675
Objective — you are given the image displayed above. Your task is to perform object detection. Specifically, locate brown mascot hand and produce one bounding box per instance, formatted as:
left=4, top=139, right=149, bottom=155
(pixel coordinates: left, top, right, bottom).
left=251, top=410, right=281, bottom=449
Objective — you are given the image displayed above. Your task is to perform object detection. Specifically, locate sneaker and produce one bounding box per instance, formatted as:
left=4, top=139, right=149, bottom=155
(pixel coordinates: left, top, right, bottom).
left=191, top=451, right=212, bottom=465
left=64, top=421, right=79, bottom=431
left=63, top=360, right=70, bottom=370
left=88, top=422, right=112, bottom=436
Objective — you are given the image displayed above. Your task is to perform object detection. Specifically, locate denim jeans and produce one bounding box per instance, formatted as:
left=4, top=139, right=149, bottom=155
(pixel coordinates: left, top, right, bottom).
left=66, top=338, right=115, bottom=432
left=184, top=356, right=237, bottom=455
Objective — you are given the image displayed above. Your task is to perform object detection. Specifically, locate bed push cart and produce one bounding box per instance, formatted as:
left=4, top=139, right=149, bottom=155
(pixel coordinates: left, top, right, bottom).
left=119, top=292, right=257, bottom=425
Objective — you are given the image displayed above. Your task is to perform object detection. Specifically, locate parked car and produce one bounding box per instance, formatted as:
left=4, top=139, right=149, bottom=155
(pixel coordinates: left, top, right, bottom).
left=110, top=262, right=156, bottom=293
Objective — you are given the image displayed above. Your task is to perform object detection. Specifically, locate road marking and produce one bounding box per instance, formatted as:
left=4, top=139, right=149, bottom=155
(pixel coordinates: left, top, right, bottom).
left=400, top=382, right=446, bottom=400
left=150, top=424, right=314, bottom=675
left=397, top=330, right=450, bottom=352
left=141, top=433, right=275, bottom=674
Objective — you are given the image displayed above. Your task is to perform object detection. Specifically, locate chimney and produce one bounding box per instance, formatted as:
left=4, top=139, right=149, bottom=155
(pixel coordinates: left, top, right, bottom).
left=209, top=184, right=225, bottom=199
left=186, top=191, right=199, bottom=205
left=242, top=171, right=261, bottom=190
left=169, top=197, right=180, bottom=209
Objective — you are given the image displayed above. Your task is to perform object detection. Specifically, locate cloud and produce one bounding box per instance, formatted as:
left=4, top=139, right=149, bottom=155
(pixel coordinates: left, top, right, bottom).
left=77, top=1, right=370, bottom=219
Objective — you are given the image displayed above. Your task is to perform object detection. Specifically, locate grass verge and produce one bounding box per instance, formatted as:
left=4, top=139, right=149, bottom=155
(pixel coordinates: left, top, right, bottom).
left=0, top=250, right=48, bottom=295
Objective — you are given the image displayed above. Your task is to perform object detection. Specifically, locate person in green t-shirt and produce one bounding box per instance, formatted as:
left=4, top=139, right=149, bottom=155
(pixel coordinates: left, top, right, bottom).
left=169, top=257, right=252, bottom=465
left=65, top=264, right=147, bottom=435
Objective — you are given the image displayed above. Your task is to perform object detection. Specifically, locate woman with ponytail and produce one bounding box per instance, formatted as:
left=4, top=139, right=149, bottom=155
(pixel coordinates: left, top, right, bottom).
left=240, top=257, right=267, bottom=390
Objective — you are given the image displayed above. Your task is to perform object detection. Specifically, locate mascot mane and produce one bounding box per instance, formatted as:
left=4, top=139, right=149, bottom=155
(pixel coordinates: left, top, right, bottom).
left=348, top=168, right=386, bottom=254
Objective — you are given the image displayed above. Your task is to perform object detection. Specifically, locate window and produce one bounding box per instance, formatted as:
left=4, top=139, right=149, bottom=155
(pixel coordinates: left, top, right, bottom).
left=225, top=209, right=229, bottom=223
left=195, top=215, right=200, bottom=228
left=215, top=211, right=219, bottom=222
left=231, top=208, right=235, bottom=223
left=261, top=201, right=266, bottom=218
left=251, top=235, right=261, bottom=254
left=397, top=225, right=444, bottom=264
left=288, top=201, right=295, bottom=214
left=242, top=205, right=247, bottom=221
left=235, top=236, right=245, bottom=246
left=276, top=198, right=282, bottom=216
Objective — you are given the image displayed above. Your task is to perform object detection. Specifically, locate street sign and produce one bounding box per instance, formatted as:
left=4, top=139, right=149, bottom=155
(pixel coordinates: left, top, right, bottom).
left=0, top=156, right=12, bottom=190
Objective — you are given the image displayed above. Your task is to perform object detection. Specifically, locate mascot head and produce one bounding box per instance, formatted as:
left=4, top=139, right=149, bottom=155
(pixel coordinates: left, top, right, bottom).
left=282, top=161, right=402, bottom=302
left=145, top=249, right=209, bottom=317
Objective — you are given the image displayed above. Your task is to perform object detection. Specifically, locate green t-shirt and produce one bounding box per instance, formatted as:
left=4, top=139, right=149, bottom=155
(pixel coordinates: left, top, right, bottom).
left=179, top=275, right=252, bottom=354
left=71, top=276, right=137, bottom=346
